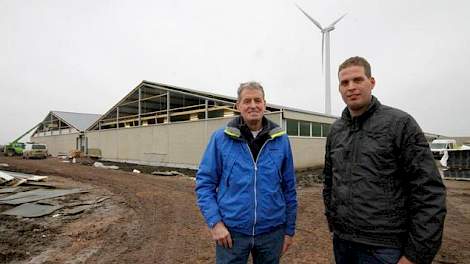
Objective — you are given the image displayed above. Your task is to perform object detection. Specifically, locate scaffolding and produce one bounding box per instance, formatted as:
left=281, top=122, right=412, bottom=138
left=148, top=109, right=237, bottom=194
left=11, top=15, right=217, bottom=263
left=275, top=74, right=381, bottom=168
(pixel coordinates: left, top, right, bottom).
left=90, top=81, right=280, bottom=131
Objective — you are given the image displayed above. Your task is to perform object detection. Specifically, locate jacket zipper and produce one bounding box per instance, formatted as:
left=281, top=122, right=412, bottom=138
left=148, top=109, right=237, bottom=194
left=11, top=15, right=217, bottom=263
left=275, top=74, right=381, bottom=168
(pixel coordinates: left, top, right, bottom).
left=349, top=122, right=360, bottom=222
left=244, top=138, right=272, bottom=236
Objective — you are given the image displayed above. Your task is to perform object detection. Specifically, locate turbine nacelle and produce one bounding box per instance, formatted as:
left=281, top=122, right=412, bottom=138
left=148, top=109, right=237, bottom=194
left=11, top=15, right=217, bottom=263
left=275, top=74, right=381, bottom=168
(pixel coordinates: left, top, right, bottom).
left=295, top=4, right=346, bottom=32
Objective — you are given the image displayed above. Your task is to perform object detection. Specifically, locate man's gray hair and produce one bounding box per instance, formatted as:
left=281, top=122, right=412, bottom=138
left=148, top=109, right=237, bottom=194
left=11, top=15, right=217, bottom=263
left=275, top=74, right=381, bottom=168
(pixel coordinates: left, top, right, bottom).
left=237, top=81, right=265, bottom=101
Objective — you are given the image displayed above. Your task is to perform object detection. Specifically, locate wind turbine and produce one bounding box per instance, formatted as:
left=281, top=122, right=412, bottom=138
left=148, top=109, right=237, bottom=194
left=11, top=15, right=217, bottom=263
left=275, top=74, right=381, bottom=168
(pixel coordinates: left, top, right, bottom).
left=296, top=4, right=346, bottom=115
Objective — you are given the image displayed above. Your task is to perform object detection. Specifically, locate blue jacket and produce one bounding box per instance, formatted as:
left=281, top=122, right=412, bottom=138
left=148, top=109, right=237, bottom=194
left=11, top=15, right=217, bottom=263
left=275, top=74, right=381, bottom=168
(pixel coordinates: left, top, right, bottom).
left=195, top=118, right=297, bottom=236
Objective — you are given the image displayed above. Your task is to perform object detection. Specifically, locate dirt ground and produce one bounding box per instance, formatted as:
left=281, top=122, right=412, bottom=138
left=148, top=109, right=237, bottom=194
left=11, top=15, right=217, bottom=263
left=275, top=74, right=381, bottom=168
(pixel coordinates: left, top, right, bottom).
left=0, top=156, right=469, bottom=264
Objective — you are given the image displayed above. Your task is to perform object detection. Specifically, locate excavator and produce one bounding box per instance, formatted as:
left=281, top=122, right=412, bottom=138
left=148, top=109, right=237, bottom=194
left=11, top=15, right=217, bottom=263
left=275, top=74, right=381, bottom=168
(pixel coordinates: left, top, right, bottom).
left=3, top=124, right=40, bottom=157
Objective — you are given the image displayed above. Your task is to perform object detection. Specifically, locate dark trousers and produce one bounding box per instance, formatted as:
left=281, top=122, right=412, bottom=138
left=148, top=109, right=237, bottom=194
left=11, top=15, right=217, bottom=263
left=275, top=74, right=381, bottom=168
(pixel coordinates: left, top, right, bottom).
left=216, top=227, right=284, bottom=264
left=333, top=235, right=401, bottom=264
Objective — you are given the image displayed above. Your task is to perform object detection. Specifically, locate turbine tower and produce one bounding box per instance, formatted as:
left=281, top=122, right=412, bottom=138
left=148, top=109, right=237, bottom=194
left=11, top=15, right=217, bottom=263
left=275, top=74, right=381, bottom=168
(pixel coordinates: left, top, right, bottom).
left=296, top=4, right=346, bottom=115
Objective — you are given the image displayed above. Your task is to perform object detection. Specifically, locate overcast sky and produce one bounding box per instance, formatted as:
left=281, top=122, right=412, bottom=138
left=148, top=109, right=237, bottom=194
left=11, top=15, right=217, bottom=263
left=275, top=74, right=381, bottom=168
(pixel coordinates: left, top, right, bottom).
left=1, top=0, right=469, bottom=144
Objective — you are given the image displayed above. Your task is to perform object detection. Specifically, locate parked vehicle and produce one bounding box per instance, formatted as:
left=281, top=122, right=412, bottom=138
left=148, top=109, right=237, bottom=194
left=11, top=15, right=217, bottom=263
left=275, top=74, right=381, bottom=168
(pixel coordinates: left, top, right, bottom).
left=430, top=139, right=457, bottom=159
left=3, top=142, right=26, bottom=157
left=22, top=143, right=48, bottom=159
left=461, top=144, right=470, bottom=150
left=4, top=124, right=40, bottom=156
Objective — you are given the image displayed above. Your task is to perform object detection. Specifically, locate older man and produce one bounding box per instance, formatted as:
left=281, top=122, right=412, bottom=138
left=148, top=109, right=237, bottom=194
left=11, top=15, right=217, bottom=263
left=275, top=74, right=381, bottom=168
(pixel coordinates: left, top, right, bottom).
left=196, top=81, right=297, bottom=264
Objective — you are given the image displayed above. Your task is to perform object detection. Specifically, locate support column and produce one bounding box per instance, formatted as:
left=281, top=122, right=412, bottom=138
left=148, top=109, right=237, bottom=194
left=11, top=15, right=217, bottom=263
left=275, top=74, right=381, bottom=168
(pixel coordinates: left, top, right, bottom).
left=117, top=107, right=120, bottom=129
left=50, top=114, right=53, bottom=134
left=138, top=87, right=142, bottom=126
left=166, top=92, right=170, bottom=123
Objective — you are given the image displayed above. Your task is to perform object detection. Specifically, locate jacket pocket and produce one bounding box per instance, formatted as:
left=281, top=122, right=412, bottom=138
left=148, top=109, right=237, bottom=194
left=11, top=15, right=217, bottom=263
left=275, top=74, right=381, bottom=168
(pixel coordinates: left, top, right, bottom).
left=222, top=157, right=236, bottom=187
left=277, top=168, right=283, bottom=185
left=261, top=151, right=283, bottom=193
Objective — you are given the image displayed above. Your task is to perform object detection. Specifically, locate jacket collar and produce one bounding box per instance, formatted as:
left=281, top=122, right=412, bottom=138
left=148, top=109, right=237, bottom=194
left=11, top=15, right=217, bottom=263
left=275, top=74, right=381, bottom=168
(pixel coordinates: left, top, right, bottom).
left=224, top=116, right=285, bottom=140
left=341, top=95, right=381, bottom=124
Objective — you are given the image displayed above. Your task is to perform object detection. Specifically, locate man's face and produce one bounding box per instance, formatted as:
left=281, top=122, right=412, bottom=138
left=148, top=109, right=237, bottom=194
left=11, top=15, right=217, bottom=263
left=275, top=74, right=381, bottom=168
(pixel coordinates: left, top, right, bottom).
left=338, top=65, right=375, bottom=114
left=236, top=88, right=266, bottom=124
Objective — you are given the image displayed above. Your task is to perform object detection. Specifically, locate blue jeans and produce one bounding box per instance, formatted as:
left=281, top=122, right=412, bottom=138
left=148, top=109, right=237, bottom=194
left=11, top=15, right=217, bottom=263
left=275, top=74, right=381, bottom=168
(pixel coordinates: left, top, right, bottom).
left=216, top=226, right=285, bottom=264
left=333, top=235, right=402, bottom=264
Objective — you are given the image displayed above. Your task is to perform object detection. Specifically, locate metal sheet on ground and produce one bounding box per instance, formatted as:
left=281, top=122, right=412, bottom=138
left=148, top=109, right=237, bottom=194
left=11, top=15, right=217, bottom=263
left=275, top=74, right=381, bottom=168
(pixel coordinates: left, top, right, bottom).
left=0, top=171, right=15, bottom=183
left=63, top=204, right=93, bottom=215
left=2, top=171, right=48, bottom=181
left=1, top=203, right=63, bottom=217
left=67, top=196, right=109, bottom=207
left=0, top=188, right=83, bottom=205
left=22, top=182, right=57, bottom=188
left=0, top=187, right=20, bottom=194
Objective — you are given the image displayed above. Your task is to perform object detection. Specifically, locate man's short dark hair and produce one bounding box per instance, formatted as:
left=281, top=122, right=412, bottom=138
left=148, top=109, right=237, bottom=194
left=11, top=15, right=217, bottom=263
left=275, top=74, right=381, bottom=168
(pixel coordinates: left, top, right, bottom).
left=338, top=56, right=372, bottom=78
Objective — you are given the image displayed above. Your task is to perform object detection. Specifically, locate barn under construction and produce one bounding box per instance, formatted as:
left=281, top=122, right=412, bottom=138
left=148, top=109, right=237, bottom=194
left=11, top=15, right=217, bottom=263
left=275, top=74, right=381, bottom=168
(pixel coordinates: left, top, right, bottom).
left=32, top=81, right=337, bottom=169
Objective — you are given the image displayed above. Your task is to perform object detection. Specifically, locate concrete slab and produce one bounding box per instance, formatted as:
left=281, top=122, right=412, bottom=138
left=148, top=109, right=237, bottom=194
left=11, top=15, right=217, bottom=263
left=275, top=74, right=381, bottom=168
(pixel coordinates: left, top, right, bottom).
left=0, top=187, right=20, bottom=194
left=0, top=188, right=83, bottom=205
left=1, top=203, right=63, bottom=217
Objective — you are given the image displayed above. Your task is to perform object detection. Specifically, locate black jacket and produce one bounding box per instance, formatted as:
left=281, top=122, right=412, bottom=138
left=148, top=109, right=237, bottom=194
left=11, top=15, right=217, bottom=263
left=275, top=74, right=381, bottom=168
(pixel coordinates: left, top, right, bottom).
left=323, top=96, right=446, bottom=264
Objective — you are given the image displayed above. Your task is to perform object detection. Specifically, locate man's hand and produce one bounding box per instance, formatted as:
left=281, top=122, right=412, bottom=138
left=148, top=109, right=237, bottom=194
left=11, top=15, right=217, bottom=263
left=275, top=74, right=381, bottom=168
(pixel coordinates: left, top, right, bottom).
left=210, top=222, right=232, bottom=248
left=281, top=235, right=293, bottom=256
left=398, top=256, right=415, bottom=264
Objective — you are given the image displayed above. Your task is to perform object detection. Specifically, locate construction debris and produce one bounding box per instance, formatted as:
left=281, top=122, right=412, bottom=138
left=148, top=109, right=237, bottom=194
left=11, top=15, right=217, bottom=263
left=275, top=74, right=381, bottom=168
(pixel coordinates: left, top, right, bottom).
left=58, top=153, right=68, bottom=159
left=69, top=149, right=81, bottom=158
left=24, top=175, right=48, bottom=182
left=0, top=171, right=27, bottom=187
left=151, top=171, right=185, bottom=177
left=0, top=172, right=106, bottom=218
left=76, top=157, right=95, bottom=166
left=9, top=178, right=27, bottom=187
left=443, top=149, right=470, bottom=180
left=0, top=170, right=15, bottom=184
left=87, top=148, right=102, bottom=159
left=41, top=196, right=109, bottom=217
left=0, top=177, right=108, bottom=218
left=93, top=162, right=119, bottom=170
left=22, top=182, right=57, bottom=188
left=0, top=187, right=20, bottom=194
left=5, top=171, right=48, bottom=182
left=0, top=188, right=84, bottom=205
left=66, top=196, right=109, bottom=207
left=62, top=204, right=93, bottom=215
left=1, top=171, right=49, bottom=188
left=1, top=203, right=63, bottom=218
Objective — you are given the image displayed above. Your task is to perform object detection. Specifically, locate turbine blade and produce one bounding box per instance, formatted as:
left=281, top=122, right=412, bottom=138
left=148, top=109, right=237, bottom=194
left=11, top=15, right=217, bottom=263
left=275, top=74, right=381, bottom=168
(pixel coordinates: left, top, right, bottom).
left=295, top=4, right=323, bottom=30
left=327, top=13, right=347, bottom=28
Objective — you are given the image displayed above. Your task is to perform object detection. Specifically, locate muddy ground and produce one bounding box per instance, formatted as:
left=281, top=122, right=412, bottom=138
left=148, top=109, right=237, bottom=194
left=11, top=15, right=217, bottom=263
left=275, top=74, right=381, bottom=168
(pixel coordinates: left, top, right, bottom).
left=0, top=156, right=469, bottom=264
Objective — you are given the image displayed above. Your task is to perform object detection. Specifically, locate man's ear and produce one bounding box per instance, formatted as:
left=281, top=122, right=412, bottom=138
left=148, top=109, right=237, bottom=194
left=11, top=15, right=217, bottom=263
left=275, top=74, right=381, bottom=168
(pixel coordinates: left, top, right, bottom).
left=370, top=77, right=376, bottom=90
left=235, top=102, right=240, bottom=110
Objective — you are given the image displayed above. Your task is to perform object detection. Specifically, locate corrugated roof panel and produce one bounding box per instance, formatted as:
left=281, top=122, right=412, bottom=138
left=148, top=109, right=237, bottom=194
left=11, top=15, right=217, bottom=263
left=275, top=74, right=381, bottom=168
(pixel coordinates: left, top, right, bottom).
left=51, top=111, right=101, bottom=131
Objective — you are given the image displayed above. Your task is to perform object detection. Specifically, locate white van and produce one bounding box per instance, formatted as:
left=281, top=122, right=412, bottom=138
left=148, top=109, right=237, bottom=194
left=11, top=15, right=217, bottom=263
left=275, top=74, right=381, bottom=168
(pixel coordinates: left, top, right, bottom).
left=22, top=143, right=48, bottom=159
left=430, top=139, right=456, bottom=159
